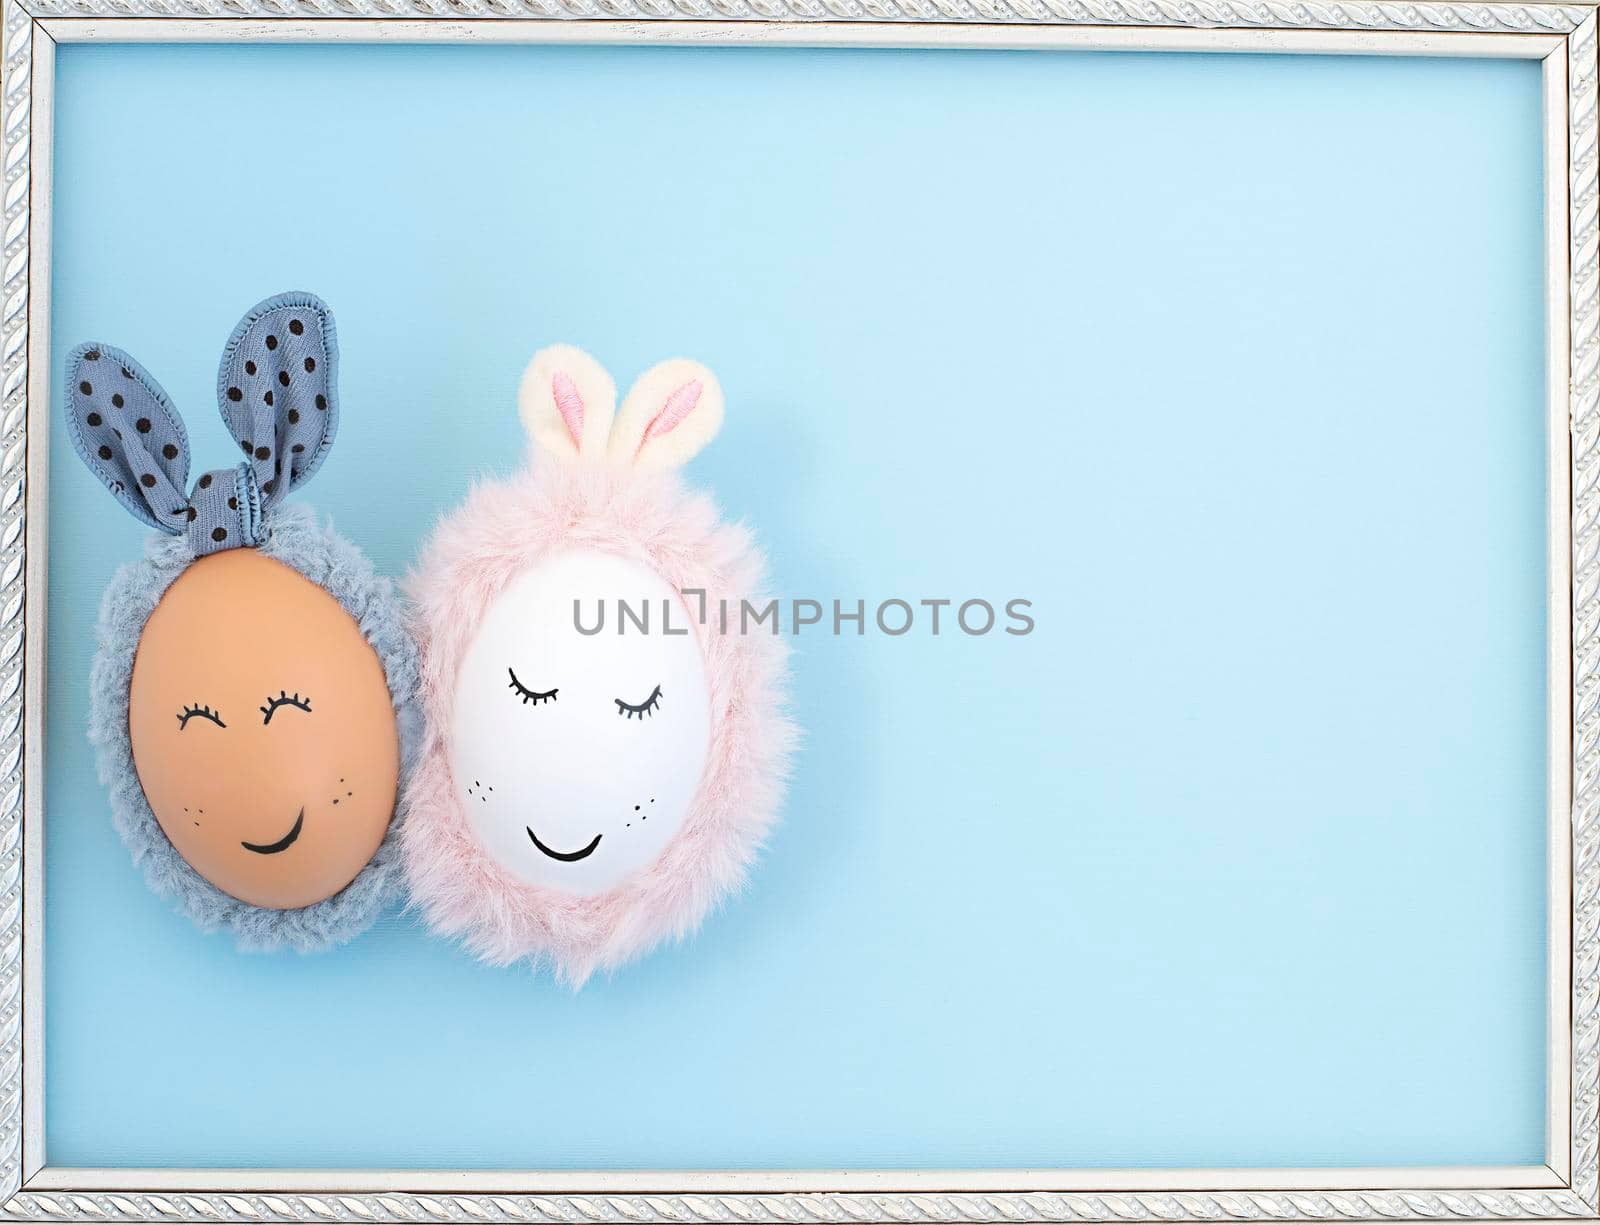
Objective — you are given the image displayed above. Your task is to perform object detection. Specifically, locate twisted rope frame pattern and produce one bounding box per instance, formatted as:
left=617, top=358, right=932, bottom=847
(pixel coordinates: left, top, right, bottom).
left=0, top=6, right=1594, bottom=1222
left=6, top=0, right=1598, bottom=27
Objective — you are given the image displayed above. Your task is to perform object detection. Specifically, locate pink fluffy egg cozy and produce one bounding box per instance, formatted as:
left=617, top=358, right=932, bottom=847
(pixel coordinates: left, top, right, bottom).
left=402, top=344, right=794, bottom=984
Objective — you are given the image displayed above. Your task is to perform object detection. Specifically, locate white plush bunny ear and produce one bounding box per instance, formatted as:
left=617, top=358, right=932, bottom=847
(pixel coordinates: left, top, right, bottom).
left=519, top=344, right=617, bottom=462
left=609, top=359, right=725, bottom=471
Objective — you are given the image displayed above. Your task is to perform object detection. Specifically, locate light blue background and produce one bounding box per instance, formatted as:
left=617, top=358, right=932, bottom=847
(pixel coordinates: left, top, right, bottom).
left=46, top=43, right=1549, bottom=1170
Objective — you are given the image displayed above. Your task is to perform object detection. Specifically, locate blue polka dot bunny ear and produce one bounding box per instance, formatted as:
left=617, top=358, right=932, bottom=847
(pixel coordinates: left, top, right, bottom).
left=64, top=346, right=193, bottom=534
left=214, top=292, right=339, bottom=515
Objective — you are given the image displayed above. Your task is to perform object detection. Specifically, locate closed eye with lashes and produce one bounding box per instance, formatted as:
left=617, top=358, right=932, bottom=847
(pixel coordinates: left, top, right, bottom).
left=260, top=691, right=312, bottom=725
left=177, top=703, right=225, bottom=731
left=616, top=685, right=663, bottom=719
left=508, top=668, right=558, bottom=706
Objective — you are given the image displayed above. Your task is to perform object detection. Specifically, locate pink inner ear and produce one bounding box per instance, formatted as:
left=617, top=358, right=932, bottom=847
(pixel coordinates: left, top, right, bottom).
left=551, top=372, right=585, bottom=448
left=642, top=379, right=703, bottom=447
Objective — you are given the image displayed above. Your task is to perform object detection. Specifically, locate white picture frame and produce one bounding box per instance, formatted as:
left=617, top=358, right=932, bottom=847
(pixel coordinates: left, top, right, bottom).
left=0, top=5, right=1589, bottom=1220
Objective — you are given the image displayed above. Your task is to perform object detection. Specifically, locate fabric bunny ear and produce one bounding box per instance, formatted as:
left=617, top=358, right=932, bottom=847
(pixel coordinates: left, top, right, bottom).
left=214, top=292, right=339, bottom=512
left=518, top=344, right=617, bottom=463
left=64, top=343, right=192, bottom=534
left=609, top=358, right=725, bottom=470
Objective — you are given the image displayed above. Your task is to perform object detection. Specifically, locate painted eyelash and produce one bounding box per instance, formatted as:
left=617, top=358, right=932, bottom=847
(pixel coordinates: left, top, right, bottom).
left=615, top=685, right=663, bottom=719
left=177, top=703, right=225, bottom=731
left=260, top=691, right=312, bottom=725
left=508, top=668, right=558, bottom=706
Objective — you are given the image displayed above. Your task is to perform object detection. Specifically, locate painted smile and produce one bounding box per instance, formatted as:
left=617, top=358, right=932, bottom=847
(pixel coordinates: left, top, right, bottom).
left=526, top=827, right=602, bottom=862
left=241, top=809, right=305, bottom=855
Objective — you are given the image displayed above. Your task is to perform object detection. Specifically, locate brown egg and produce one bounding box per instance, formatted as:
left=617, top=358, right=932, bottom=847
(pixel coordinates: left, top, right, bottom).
left=128, top=548, right=400, bottom=910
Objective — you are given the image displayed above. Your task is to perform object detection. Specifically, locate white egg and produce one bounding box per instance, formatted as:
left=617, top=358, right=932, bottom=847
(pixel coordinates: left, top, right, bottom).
left=449, top=548, right=712, bottom=895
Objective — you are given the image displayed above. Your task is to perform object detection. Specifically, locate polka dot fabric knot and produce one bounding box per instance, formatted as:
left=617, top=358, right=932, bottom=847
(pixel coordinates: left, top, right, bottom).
left=63, top=292, right=342, bottom=555
left=185, top=464, right=262, bottom=558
